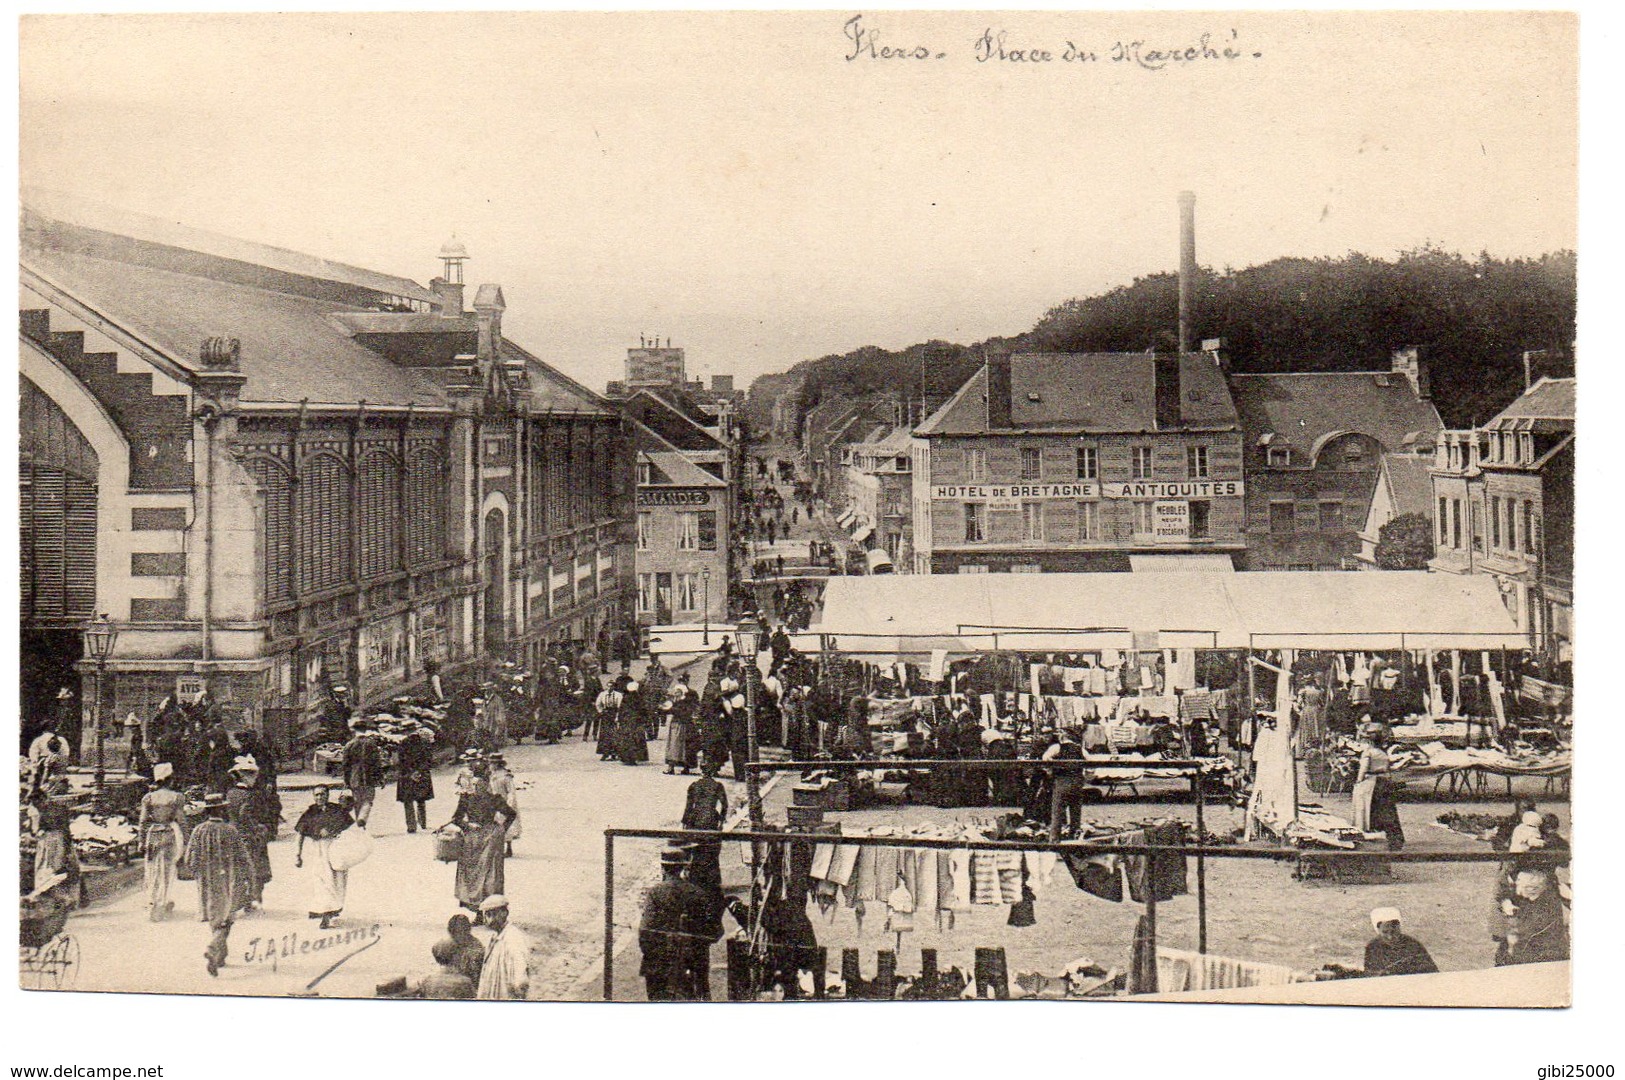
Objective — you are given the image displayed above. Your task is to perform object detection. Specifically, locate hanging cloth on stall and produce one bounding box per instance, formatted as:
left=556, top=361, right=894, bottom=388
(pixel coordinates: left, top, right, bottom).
left=1164, top=649, right=1197, bottom=692
left=1246, top=651, right=1298, bottom=841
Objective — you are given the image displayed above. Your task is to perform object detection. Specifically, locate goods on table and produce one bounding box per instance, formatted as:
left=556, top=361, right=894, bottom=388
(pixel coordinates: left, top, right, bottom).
left=68, top=813, right=139, bottom=866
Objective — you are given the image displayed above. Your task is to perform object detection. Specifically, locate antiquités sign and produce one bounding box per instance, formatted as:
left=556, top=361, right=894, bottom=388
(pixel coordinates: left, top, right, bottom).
left=1100, top=480, right=1243, bottom=499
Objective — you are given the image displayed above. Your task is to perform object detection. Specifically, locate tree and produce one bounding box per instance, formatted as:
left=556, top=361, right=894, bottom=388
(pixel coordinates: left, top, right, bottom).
left=1375, top=513, right=1435, bottom=570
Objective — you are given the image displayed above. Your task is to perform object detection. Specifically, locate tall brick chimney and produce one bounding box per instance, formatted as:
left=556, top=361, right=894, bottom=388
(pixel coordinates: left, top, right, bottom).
left=1178, top=190, right=1197, bottom=355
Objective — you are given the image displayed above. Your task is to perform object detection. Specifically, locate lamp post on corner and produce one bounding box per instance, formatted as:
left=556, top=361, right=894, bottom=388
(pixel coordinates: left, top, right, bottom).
left=702, top=567, right=711, bottom=647
left=83, top=613, right=119, bottom=795
left=734, top=614, right=764, bottom=830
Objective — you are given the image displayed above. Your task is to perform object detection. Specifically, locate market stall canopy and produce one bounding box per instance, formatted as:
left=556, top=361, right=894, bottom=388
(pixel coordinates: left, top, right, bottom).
left=816, top=572, right=1241, bottom=656
left=816, top=571, right=1524, bottom=657
left=1229, top=572, right=1524, bottom=650
left=851, top=523, right=874, bottom=544
left=1128, top=554, right=1235, bottom=572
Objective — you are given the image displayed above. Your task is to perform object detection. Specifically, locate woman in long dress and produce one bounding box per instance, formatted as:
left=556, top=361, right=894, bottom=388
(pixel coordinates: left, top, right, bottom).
left=615, top=681, right=650, bottom=765
left=449, top=776, right=516, bottom=919
left=1352, top=722, right=1406, bottom=850
left=294, top=786, right=353, bottom=928
left=487, top=754, right=522, bottom=856
left=664, top=685, right=699, bottom=774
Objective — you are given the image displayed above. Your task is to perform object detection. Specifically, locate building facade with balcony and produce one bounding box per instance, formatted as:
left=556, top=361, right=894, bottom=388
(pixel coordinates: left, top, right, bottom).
left=911, top=351, right=1246, bottom=574
left=19, top=192, right=633, bottom=761
left=1428, top=378, right=1574, bottom=658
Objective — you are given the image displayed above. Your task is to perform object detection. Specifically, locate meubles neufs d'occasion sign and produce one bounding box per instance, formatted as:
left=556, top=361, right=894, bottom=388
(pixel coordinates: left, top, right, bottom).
left=931, top=482, right=1098, bottom=500
left=1101, top=480, right=1244, bottom=499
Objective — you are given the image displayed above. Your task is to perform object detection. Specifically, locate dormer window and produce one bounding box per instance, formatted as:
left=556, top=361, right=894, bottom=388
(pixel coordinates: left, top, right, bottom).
left=1267, top=446, right=1292, bottom=468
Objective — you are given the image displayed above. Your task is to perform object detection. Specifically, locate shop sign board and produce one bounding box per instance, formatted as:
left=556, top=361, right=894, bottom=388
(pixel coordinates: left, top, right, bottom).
left=637, top=488, right=711, bottom=507
left=1153, top=501, right=1190, bottom=540
left=1102, top=480, right=1243, bottom=499
left=931, top=482, right=1097, bottom=501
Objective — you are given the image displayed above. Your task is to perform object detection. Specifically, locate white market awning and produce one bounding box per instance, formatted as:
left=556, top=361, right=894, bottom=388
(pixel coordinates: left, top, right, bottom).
left=1129, top=554, right=1236, bottom=572
left=852, top=524, right=874, bottom=544
left=814, top=571, right=1525, bottom=657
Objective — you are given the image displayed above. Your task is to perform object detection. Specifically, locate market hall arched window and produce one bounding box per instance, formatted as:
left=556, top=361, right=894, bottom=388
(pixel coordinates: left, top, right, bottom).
left=297, top=451, right=352, bottom=594
left=358, top=447, right=402, bottom=579
left=406, top=445, right=446, bottom=567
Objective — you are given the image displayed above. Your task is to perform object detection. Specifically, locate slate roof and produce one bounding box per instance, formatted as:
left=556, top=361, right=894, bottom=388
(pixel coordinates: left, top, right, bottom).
left=1485, top=377, right=1575, bottom=429
left=642, top=450, right=726, bottom=488
left=23, top=187, right=438, bottom=306
left=1228, top=372, right=1443, bottom=463
left=23, top=211, right=613, bottom=415
left=23, top=246, right=453, bottom=408
left=915, top=353, right=1237, bottom=436
left=1377, top=453, right=1435, bottom=519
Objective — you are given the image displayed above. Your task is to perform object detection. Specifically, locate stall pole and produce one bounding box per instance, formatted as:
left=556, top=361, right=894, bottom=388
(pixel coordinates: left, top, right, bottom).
left=1144, top=877, right=1159, bottom=986
left=603, top=831, right=615, bottom=1002
left=1191, top=774, right=1207, bottom=954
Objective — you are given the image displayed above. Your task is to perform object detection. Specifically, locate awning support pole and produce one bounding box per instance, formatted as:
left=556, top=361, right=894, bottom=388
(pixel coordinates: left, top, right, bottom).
left=1192, top=773, right=1207, bottom=954
left=603, top=831, right=615, bottom=1002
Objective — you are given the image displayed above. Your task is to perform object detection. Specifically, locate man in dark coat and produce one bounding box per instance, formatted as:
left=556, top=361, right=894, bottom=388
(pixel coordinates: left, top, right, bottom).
left=639, top=849, right=712, bottom=1001
left=395, top=722, right=435, bottom=833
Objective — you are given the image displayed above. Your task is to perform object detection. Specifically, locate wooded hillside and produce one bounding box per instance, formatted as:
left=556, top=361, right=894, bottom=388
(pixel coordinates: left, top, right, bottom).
left=750, top=247, right=1575, bottom=434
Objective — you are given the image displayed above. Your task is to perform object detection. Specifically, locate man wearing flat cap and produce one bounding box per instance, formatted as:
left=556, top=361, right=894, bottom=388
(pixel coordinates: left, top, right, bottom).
left=138, top=763, right=186, bottom=920
left=1363, top=907, right=1437, bottom=978
left=474, top=895, right=532, bottom=1000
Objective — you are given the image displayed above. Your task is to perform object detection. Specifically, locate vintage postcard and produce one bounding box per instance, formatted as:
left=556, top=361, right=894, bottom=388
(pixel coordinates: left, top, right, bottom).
left=17, top=10, right=1576, bottom=1016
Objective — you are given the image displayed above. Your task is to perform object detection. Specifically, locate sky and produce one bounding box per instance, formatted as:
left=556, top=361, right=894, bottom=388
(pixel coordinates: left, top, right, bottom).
left=19, top=11, right=1577, bottom=393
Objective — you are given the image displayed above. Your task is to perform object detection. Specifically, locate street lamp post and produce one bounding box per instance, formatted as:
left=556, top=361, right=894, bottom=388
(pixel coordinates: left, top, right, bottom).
left=734, top=615, right=764, bottom=829
left=83, top=613, right=119, bottom=794
left=702, top=568, right=711, bottom=647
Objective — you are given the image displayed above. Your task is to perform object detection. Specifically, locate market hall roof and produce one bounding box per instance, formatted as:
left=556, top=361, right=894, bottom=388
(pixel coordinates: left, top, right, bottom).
left=23, top=245, right=455, bottom=409
left=914, top=352, right=1238, bottom=437
left=1228, top=371, right=1444, bottom=461
left=816, top=571, right=1524, bottom=654
left=23, top=188, right=439, bottom=308
left=21, top=195, right=615, bottom=416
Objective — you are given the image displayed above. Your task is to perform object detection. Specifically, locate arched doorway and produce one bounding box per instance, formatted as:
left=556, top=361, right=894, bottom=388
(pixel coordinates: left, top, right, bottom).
left=20, top=376, right=99, bottom=750
left=483, top=508, right=507, bottom=654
